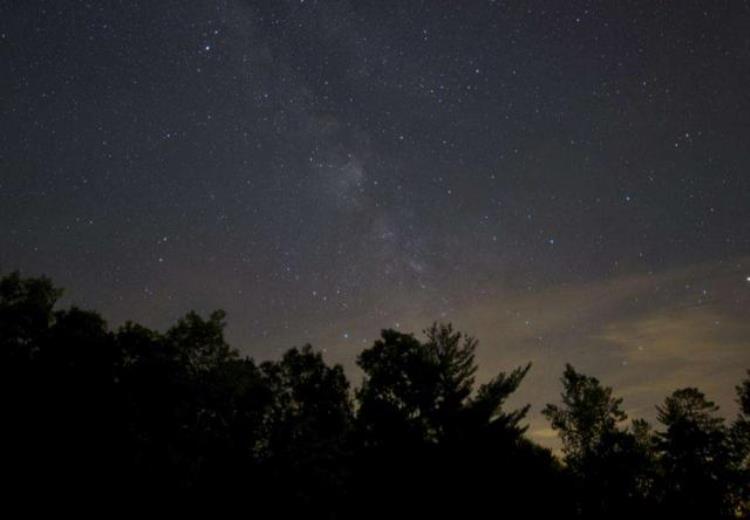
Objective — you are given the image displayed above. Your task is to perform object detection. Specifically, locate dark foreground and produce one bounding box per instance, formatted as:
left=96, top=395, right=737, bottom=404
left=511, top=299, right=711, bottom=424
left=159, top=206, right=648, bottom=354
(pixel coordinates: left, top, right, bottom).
left=1, top=271, right=748, bottom=518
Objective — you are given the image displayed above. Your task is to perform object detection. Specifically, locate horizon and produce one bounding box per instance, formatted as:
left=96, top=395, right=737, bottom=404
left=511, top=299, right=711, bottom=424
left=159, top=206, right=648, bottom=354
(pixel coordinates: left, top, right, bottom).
left=2, top=0, right=749, bottom=462
left=24, top=256, right=749, bottom=451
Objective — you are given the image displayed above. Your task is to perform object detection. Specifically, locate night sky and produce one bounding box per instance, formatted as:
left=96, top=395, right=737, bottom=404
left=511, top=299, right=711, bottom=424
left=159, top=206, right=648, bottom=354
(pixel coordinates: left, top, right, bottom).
left=2, top=0, right=749, bottom=445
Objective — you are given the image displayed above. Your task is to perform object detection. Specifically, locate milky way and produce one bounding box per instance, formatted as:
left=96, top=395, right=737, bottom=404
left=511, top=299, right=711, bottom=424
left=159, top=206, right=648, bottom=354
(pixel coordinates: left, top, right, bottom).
left=2, top=1, right=749, bottom=445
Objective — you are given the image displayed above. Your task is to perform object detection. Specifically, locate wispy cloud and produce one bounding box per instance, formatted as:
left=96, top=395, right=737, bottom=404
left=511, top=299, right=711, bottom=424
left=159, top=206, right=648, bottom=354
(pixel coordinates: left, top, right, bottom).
left=293, top=257, right=750, bottom=449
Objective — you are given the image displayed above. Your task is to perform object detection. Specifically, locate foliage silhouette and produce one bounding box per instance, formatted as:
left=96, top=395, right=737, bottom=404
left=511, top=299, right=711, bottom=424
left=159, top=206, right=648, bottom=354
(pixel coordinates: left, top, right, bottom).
left=1, top=271, right=748, bottom=518
left=353, top=324, right=562, bottom=517
left=656, top=387, right=745, bottom=518
left=543, top=364, right=657, bottom=519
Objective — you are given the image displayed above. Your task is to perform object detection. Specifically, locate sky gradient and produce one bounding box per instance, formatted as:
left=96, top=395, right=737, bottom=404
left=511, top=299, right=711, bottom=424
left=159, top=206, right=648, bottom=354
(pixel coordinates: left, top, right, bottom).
left=2, top=0, right=749, bottom=445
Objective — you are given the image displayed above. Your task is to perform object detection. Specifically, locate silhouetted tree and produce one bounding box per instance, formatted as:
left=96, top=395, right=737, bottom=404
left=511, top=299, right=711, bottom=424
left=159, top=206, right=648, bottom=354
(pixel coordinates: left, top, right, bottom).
left=1, top=271, right=747, bottom=518
left=356, top=324, right=531, bottom=445
left=656, top=387, right=743, bottom=518
left=354, top=324, right=569, bottom=518
left=356, top=328, right=436, bottom=447
left=259, top=345, right=353, bottom=516
left=0, top=271, right=60, bottom=359
left=543, top=365, right=656, bottom=518
left=733, top=371, right=750, bottom=516
left=733, top=371, right=750, bottom=462
left=166, top=310, right=237, bottom=373
left=543, top=364, right=627, bottom=466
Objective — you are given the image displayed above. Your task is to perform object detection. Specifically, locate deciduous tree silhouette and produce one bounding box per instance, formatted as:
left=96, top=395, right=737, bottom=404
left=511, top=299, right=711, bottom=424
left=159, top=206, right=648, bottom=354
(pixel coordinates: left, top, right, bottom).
left=733, top=371, right=750, bottom=516
left=543, top=365, right=656, bottom=519
left=543, top=364, right=627, bottom=466
left=354, top=324, right=568, bottom=518
left=259, top=345, right=353, bottom=516
left=656, top=387, right=743, bottom=518
left=1, top=271, right=748, bottom=518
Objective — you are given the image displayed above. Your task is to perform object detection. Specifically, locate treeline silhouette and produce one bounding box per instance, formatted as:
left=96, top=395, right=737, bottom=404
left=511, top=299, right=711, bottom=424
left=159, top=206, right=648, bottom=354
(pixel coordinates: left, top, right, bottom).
left=1, top=271, right=748, bottom=517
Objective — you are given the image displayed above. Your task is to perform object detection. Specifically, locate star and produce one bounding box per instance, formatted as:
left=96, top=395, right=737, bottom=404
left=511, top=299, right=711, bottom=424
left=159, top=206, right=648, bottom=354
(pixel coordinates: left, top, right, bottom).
left=3, top=0, right=748, bottom=456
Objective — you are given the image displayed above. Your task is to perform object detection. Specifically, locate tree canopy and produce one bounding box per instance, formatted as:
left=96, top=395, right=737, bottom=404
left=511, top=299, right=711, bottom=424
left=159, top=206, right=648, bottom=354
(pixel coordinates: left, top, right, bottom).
left=1, top=271, right=747, bottom=517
